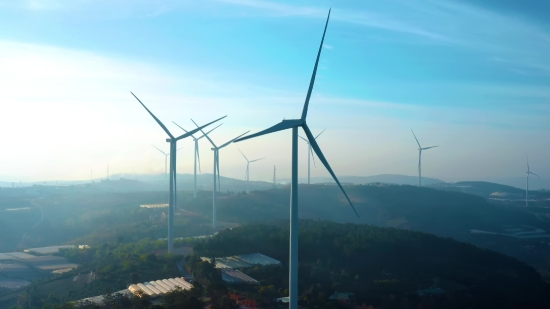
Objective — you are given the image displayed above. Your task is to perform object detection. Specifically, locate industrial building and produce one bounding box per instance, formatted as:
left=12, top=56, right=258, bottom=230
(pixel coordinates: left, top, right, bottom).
left=24, top=245, right=77, bottom=255
left=200, top=253, right=280, bottom=285
left=140, top=203, right=168, bottom=209
left=201, top=253, right=281, bottom=269
left=128, top=277, right=192, bottom=297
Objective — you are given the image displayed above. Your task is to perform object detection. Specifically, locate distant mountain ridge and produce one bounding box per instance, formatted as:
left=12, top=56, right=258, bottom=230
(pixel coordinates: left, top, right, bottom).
left=280, top=174, right=444, bottom=186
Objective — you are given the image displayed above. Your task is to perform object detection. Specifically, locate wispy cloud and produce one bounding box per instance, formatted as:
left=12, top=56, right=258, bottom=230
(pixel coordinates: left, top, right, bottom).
left=210, top=0, right=550, bottom=74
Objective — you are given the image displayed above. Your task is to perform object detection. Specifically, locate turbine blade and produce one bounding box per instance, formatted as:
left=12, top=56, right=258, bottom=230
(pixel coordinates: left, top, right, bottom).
left=301, top=9, right=331, bottom=120
left=131, top=92, right=174, bottom=139
left=303, top=124, right=359, bottom=218
left=172, top=121, right=191, bottom=136
left=234, top=120, right=303, bottom=143
left=217, top=155, right=220, bottom=191
left=422, top=146, right=438, bottom=150
left=179, top=116, right=226, bottom=142
left=198, top=123, right=223, bottom=140
left=238, top=148, right=249, bottom=162
left=197, top=145, right=202, bottom=174
left=177, top=147, right=183, bottom=151
left=250, top=158, right=265, bottom=163
left=315, top=128, right=326, bottom=139
left=310, top=146, right=317, bottom=167
left=152, top=144, right=167, bottom=156
left=411, top=130, right=421, bottom=148
left=299, top=135, right=309, bottom=143
left=191, top=118, right=217, bottom=147
left=219, top=131, right=251, bottom=149
left=530, top=172, right=540, bottom=178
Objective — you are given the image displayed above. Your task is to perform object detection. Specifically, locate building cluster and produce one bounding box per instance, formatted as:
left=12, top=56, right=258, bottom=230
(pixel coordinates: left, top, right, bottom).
left=0, top=246, right=84, bottom=290
left=201, top=253, right=281, bottom=285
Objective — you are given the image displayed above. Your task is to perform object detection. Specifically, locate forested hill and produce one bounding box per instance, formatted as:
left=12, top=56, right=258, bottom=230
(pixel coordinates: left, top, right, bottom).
left=188, top=184, right=548, bottom=237
left=195, top=221, right=550, bottom=309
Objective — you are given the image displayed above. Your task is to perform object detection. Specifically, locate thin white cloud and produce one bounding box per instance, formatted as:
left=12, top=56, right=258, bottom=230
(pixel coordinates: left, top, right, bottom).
left=211, top=0, right=550, bottom=74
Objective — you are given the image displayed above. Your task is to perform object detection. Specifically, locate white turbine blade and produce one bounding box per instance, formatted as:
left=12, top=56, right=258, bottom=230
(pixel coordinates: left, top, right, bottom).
left=131, top=92, right=174, bottom=139
left=303, top=124, right=359, bottom=218
left=299, top=135, right=309, bottom=143
left=196, top=146, right=202, bottom=174
left=177, top=147, right=183, bottom=151
left=176, top=116, right=226, bottom=141
left=315, top=128, right=326, bottom=139
left=219, top=131, right=250, bottom=149
left=152, top=144, right=168, bottom=156
left=217, top=156, right=220, bottom=191
left=411, top=130, right=421, bottom=148
left=527, top=155, right=530, bottom=172
left=238, top=148, right=249, bottom=162
left=234, top=120, right=303, bottom=143
left=198, top=123, right=223, bottom=140
left=191, top=118, right=217, bottom=148
left=422, top=146, right=438, bottom=150
left=250, top=158, right=265, bottom=163
left=310, top=146, right=317, bottom=167
left=172, top=121, right=193, bottom=139
left=301, top=9, right=331, bottom=120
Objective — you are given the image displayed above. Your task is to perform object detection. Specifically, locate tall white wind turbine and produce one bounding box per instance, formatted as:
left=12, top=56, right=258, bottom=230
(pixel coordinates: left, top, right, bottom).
left=173, top=122, right=223, bottom=198
left=411, top=130, right=438, bottom=187
left=238, top=149, right=265, bottom=194
left=299, top=128, right=325, bottom=184
left=192, top=119, right=249, bottom=229
left=234, top=10, right=358, bottom=309
left=526, top=156, right=540, bottom=207
left=132, top=92, right=225, bottom=253
left=152, top=145, right=182, bottom=180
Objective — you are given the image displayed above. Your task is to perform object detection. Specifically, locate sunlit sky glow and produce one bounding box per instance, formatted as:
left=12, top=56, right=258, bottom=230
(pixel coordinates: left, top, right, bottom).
left=0, top=0, right=549, bottom=182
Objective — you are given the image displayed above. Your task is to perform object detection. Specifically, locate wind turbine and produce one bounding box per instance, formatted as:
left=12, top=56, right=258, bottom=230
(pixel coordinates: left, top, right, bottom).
left=526, top=156, right=540, bottom=207
left=132, top=92, right=225, bottom=253
left=299, top=128, right=325, bottom=184
left=234, top=10, right=358, bottom=309
left=172, top=122, right=223, bottom=198
left=238, top=149, right=265, bottom=194
left=411, top=130, right=438, bottom=187
left=152, top=145, right=183, bottom=179
left=192, top=119, right=249, bottom=229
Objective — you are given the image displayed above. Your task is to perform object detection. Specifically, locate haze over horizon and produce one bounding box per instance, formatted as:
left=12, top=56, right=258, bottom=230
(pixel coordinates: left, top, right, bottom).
left=1, top=0, right=549, bottom=183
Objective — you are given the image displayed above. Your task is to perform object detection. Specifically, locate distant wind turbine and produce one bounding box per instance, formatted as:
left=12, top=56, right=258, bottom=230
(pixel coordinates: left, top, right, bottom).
left=173, top=122, right=223, bottom=198
left=526, top=156, right=540, bottom=207
left=299, top=128, right=325, bottom=184
left=238, top=149, right=265, bottom=194
left=234, top=9, right=358, bottom=309
left=411, top=130, right=438, bottom=187
left=132, top=92, right=225, bottom=253
left=152, top=145, right=183, bottom=180
left=191, top=119, right=249, bottom=229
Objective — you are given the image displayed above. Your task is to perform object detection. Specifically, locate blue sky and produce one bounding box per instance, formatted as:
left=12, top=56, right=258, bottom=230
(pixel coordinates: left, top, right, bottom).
left=0, top=0, right=549, bottom=182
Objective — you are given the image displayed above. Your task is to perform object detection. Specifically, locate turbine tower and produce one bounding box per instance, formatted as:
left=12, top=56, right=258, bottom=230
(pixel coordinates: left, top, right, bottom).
left=173, top=122, right=223, bottom=198
left=238, top=149, right=265, bottom=194
left=132, top=92, right=225, bottom=252
left=526, top=156, right=540, bottom=207
left=234, top=10, right=358, bottom=309
left=411, top=130, right=438, bottom=187
left=192, top=119, right=248, bottom=229
left=152, top=145, right=183, bottom=180
left=299, top=128, right=325, bottom=184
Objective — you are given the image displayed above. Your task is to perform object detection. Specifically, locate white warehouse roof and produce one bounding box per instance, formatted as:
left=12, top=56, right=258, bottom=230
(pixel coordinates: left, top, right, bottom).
left=128, top=277, right=192, bottom=297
